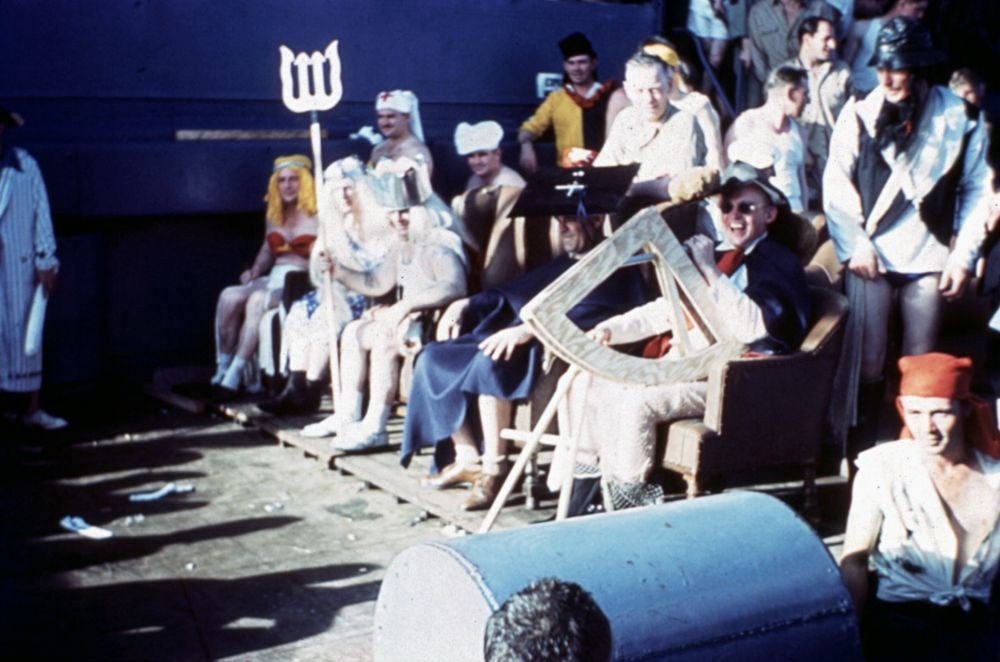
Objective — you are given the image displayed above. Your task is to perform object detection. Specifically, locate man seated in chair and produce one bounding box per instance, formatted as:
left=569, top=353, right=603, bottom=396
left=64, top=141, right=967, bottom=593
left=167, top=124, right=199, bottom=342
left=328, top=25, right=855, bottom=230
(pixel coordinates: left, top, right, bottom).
left=558, top=162, right=812, bottom=510
left=840, top=353, right=1000, bottom=660
left=301, top=158, right=468, bottom=450
left=400, top=167, right=646, bottom=511
left=451, top=120, right=530, bottom=291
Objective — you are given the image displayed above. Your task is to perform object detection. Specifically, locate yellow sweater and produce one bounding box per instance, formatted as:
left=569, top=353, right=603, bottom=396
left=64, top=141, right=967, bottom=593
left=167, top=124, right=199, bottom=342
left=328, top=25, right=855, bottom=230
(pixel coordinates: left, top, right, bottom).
left=520, top=88, right=586, bottom=158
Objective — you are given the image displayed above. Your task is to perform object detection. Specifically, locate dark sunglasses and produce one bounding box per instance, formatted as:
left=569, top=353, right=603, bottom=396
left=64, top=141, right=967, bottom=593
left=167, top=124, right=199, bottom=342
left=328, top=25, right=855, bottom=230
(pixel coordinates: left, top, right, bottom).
left=720, top=200, right=768, bottom=215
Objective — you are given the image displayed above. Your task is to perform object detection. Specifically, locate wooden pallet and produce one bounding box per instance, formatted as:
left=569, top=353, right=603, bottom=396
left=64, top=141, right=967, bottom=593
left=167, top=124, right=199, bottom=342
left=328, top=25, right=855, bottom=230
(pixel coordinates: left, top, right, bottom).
left=335, top=449, right=556, bottom=533
left=145, top=368, right=849, bottom=539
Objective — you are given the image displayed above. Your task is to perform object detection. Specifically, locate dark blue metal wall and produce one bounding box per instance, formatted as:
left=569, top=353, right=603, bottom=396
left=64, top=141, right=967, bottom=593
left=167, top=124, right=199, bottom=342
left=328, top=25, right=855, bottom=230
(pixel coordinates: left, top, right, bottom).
left=0, top=0, right=661, bottom=383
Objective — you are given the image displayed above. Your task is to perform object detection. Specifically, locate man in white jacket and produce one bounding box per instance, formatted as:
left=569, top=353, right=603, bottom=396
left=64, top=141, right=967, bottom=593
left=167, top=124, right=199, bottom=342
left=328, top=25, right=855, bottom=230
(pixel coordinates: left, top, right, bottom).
left=823, top=17, right=993, bottom=458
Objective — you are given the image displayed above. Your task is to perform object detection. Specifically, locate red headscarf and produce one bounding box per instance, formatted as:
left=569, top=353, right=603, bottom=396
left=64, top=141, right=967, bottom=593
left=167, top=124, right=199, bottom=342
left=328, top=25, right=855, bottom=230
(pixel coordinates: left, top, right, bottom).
left=896, top=353, right=1000, bottom=458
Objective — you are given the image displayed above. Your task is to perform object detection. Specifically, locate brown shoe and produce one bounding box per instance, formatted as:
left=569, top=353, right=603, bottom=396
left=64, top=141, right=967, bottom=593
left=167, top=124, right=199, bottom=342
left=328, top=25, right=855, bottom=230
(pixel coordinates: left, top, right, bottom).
left=461, top=469, right=508, bottom=512
left=421, top=462, right=482, bottom=490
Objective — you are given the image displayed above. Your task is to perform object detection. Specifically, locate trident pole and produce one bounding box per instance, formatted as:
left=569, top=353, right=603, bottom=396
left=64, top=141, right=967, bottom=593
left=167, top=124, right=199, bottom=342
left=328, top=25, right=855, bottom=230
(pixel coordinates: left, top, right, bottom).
left=279, top=40, right=344, bottom=405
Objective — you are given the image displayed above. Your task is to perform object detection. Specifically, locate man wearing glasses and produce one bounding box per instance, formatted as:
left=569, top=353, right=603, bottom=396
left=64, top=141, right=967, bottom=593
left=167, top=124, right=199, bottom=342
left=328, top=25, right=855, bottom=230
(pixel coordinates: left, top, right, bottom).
left=556, top=162, right=812, bottom=509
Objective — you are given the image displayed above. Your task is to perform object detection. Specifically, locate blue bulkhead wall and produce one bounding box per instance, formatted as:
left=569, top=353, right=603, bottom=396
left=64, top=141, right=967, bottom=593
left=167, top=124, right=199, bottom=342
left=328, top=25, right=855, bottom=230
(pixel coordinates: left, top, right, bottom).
left=0, top=0, right=661, bottom=383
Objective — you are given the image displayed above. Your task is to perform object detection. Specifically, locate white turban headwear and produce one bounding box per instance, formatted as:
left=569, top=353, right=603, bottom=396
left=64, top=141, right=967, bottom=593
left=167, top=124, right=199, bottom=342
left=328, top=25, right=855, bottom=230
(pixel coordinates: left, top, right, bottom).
left=454, top=121, right=504, bottom=156
left=375, top=90, right=425, bottom=143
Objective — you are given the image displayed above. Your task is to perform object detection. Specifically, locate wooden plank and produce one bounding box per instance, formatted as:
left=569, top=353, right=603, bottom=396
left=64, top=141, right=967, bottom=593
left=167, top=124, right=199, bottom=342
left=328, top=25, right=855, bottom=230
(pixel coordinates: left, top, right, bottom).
left=213, top=402, right=404, bottom=464
left=144, top=367, right=555, bottom=532
left=144, top=384, right=207, bottom=415
left=336, top=451, right=555, bottom=533
left=174, top=129, right=329, bottom=141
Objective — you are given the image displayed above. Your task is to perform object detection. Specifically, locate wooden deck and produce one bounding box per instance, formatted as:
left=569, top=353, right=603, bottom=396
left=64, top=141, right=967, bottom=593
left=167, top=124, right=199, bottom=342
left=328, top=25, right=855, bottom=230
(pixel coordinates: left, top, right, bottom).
left=336, top=449, right=556, bottom=533
left=147, top=368, right=849, bottom=544
left=147, top=368, right=559, bottom=532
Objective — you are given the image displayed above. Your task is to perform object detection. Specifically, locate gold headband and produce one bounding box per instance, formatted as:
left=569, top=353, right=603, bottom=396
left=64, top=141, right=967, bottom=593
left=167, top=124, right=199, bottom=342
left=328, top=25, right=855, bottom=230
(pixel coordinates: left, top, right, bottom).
left=643, top=43, right=679, bottom=68
left=272, top=155, right=312, bottom=173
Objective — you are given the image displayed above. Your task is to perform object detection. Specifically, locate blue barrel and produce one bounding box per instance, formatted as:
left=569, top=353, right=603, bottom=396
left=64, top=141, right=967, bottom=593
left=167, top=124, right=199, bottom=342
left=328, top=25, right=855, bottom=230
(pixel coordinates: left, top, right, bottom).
left=373, top=492, right=861, bottom=661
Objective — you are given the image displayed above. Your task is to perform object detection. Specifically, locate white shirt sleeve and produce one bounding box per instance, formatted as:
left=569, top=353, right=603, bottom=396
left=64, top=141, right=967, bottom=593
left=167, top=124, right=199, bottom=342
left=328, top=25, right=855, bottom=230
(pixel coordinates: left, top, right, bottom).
left=948, top=112, right=995, bottom=273
left=823, top=97, right=871, bottom=264
left=594, top=297, right=673, bottom=345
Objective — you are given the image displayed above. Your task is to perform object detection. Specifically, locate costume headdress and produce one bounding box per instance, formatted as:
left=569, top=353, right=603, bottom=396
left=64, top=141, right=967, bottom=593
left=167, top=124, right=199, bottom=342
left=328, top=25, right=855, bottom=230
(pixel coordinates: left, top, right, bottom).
left=369, top=157, right=434, bottom=211
left=868, top=16, right=946, bottom=71
left=375, top=90, right=425, bottom=143
left=642, top=42, right=679, bottom=68
left=369, top=157, right=466, bottom=267
left=897, top=353, right=1000, bottom=458
left=265, top=153, right=317, bottom=225
left=454, top=121, right=504, bottom=156
left=324, top=155, right=366, bottom=183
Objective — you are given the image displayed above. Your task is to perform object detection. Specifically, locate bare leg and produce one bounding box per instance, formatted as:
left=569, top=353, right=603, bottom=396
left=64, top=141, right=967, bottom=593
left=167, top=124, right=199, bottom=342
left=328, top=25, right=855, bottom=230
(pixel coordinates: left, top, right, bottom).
left=213, top=283, right=255, bottom=383
left=479, top=395, right=513, bottom=474
left=339, top=319, right=370, bottom=395
left=283, top=300, right=311, bottom=373
left=451, top=422, right=483, bottom=465
left=899, top=274, right=943, bottom=356
left=215, top=283, right=255, bottom=356
left=331, top=321, right=398, bottom=450
left=305, top=339, right=330, bottom=382
left=235, top=286, right=278, bottom=360
left=358, top=321, right=401, bottom=434
left=859, top=276, right=893, bottom=382
left=852, top=276, right=894, bottom=456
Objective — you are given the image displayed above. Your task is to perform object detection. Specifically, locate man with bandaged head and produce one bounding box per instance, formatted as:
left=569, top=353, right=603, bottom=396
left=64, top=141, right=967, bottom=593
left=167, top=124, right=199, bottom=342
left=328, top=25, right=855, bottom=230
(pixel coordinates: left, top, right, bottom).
left=840, top=352, right=1000, bottom=659
left=370, top=90, right=434, bottom=175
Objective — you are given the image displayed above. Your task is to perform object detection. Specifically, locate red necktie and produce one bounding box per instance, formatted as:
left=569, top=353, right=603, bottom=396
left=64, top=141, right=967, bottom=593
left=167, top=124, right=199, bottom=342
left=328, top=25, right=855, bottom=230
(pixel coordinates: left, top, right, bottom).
left=641, top=249, right=745, bottom=359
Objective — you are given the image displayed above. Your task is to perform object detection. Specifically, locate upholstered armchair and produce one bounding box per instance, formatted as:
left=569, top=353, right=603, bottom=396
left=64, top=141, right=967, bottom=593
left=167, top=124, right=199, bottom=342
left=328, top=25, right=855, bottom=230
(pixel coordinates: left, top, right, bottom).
left=660, top=286, right=849, bottom=510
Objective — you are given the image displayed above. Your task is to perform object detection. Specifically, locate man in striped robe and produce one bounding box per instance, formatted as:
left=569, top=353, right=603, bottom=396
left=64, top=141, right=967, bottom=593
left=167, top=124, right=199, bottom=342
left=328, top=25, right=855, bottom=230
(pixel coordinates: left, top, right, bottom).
left=0, top=107, right=65, bottom=430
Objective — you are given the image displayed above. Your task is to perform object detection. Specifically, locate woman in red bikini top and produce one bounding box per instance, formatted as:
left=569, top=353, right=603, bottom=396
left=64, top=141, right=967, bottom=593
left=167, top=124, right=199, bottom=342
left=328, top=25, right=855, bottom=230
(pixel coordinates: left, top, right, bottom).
left=210, top=154, right=319, bottom=393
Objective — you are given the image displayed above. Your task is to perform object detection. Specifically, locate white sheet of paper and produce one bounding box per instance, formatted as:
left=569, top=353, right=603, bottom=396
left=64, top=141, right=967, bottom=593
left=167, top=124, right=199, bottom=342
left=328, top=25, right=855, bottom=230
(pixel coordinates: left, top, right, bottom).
left=23, top=284, right=47, bottom=356
left=990, top=305, right=1000, bottom=333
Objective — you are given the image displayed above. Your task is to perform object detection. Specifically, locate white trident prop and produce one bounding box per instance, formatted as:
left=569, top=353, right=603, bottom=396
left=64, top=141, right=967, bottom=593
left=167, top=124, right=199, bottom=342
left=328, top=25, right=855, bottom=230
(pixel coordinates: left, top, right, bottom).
left=279, top=39, right=345, bottom=400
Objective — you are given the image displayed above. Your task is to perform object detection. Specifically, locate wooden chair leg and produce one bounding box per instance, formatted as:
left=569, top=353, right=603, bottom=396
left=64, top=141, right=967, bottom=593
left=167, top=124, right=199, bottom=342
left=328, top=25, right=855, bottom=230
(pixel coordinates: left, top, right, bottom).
left=802, top=462, right=819, bottom=522
left=479, top=367, right=578, bottom=534
left=684, top=473, right=702, bottom=499
left=523, top=453, right=539, bottom=511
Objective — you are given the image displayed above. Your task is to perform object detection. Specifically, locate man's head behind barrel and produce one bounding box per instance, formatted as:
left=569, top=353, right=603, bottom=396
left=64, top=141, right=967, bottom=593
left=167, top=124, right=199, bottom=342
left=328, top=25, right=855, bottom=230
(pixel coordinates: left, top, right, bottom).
left=484, top=577, right=612, bottom=662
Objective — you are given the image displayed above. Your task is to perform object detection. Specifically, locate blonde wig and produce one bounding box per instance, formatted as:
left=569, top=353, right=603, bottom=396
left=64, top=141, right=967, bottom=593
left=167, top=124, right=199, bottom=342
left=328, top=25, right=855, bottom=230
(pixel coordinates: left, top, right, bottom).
left=264, top=154, right=317, bottom=225
left=323, top=157, right=394, bottom=272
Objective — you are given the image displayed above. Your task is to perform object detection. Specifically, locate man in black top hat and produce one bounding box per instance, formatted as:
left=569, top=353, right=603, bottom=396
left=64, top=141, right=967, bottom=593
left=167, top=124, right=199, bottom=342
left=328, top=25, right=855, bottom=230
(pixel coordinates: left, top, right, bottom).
left=400, top=166, right=645, bottom=511
left=518, top=32, right=619, bottom=174
left=824, top=16, right=993, bottom=459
